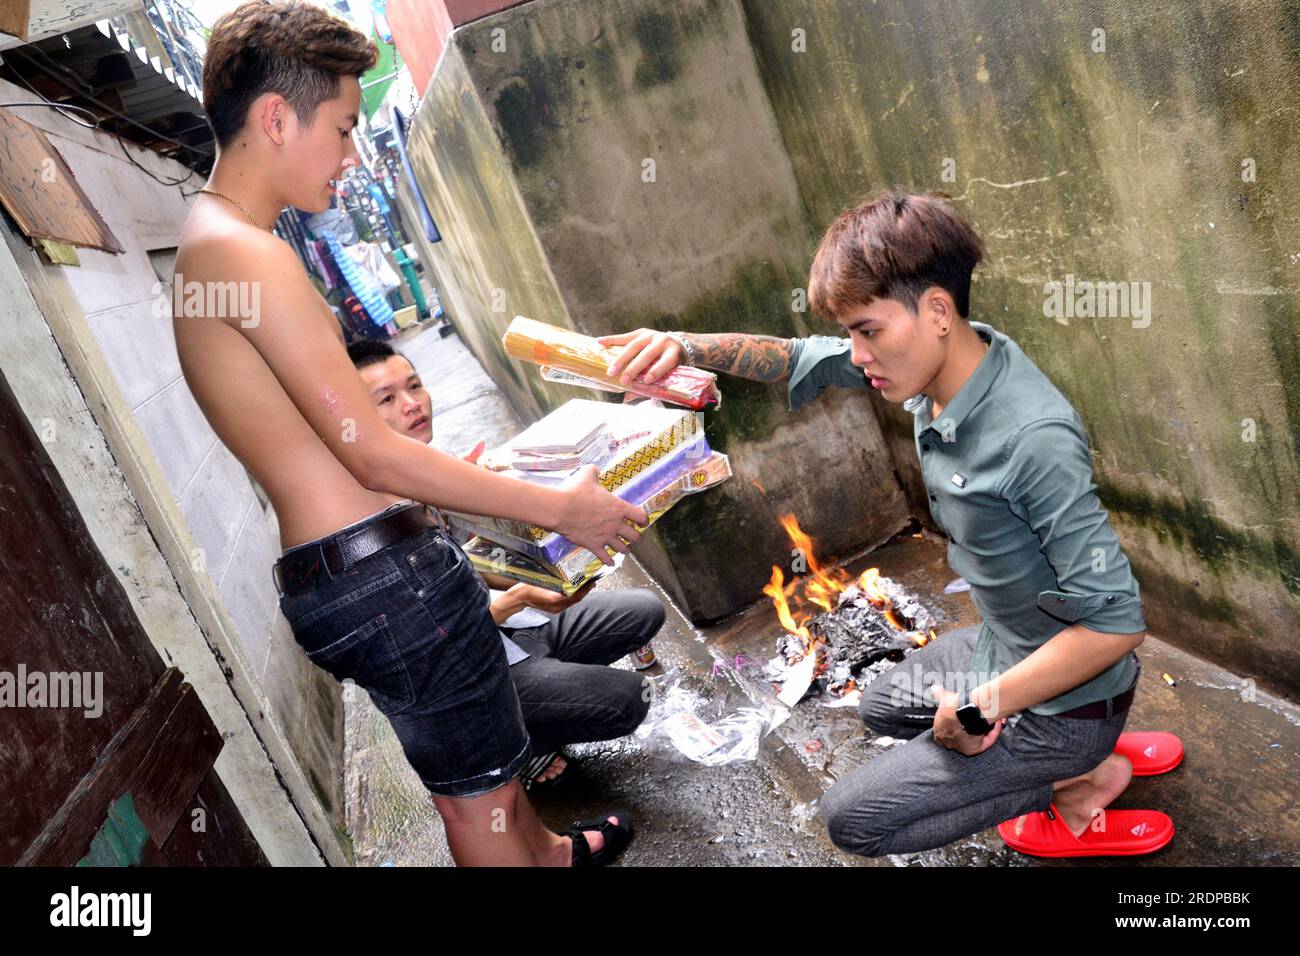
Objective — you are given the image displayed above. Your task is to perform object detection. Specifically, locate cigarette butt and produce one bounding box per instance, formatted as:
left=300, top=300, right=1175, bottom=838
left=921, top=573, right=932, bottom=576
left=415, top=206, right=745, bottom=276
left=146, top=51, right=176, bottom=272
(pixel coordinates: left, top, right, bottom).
left=1162, top=672, right=1177, bottom=687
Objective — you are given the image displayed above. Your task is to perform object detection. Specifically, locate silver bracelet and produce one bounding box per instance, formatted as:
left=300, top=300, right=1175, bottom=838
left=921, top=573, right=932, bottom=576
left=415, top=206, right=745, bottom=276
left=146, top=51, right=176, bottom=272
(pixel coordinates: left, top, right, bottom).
left=667, top=331, right=697, bottom=367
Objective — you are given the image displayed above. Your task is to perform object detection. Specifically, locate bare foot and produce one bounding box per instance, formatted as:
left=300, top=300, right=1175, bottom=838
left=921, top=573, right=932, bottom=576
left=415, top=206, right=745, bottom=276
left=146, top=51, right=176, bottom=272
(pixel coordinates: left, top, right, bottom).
left=1049, top=753, right=1134, bottom=837
left=536, top=754, right=567, bottom=784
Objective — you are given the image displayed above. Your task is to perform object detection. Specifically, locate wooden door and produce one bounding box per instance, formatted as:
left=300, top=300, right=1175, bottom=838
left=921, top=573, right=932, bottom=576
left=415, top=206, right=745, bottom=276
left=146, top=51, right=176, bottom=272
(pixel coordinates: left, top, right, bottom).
left=0, top=362, right=267, bottom=866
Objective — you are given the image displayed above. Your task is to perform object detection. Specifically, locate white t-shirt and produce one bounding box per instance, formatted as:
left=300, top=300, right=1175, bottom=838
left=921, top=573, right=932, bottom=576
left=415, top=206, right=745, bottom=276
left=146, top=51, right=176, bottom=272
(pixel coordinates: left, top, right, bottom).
left=489, top=589, right=554, bottom=630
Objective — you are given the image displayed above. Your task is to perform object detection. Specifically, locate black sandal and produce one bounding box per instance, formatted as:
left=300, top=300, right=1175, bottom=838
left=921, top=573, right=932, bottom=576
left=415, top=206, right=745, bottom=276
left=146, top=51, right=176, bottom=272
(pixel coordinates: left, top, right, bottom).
left=568, top=811, right=634, bottom=867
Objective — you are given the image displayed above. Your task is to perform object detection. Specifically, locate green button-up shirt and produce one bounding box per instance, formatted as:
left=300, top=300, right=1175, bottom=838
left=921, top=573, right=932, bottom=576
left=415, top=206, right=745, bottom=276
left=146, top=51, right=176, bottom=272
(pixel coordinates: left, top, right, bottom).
left=787, top=321, right=1144, bottom=715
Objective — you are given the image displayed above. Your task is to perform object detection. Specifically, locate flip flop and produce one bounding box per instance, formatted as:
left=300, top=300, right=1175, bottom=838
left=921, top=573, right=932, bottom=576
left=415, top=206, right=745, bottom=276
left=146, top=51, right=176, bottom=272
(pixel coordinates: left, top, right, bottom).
left=568, top=811, right=634, bottom=867
left=998, top=803, right=1174, bottom=858
left=1114, top=732, right=1183, bottom=776
left=519, top=751, right=573, bottom=792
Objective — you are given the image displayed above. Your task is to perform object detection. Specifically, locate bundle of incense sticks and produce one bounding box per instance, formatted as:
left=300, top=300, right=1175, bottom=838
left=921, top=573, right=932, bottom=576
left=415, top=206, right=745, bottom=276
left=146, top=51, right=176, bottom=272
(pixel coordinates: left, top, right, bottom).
left=503, top=316, right=721, bottom=410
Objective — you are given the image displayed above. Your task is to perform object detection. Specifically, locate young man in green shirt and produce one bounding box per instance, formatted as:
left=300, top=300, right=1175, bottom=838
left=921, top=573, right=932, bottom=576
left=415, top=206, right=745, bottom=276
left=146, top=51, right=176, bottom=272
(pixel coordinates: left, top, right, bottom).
left=601, top=191, right=1175, bottom=858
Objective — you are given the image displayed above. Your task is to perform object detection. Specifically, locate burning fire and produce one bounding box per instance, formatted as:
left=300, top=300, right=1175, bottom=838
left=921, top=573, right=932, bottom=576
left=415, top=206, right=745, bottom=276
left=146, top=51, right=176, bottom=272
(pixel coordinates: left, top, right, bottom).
left=764, top=515, right=936, bottom=671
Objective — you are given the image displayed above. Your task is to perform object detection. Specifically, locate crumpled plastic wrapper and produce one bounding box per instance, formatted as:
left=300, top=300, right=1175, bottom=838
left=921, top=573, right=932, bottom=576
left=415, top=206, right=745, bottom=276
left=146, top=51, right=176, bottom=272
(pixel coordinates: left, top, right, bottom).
left=634, top=662, right=788, bottom=767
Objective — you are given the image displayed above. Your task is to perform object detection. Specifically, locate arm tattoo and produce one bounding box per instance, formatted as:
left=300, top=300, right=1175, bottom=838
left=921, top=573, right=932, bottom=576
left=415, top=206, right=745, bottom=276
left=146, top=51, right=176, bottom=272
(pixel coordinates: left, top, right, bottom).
left=680, top=333, right=794, bottom=382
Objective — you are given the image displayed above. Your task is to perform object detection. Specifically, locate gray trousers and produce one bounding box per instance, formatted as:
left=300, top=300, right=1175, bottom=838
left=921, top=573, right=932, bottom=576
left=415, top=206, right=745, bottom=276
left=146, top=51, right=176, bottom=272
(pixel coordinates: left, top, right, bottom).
left=504, top=590, right=663, bottom=754
left=819, top=626, right=1135, bottom=857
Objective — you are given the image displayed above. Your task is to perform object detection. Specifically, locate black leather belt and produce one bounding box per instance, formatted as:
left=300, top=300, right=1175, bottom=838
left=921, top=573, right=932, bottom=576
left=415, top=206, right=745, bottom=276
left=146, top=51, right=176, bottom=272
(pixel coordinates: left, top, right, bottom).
left=1056, top=679, right=1137, bottom=719
left=274, top=504, right=438, bottom=596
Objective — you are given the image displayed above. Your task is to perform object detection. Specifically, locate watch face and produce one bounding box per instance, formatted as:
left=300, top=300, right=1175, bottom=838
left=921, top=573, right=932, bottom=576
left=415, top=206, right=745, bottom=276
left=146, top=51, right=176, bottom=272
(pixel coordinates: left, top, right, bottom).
left=957, top=704, right=991, bottom=735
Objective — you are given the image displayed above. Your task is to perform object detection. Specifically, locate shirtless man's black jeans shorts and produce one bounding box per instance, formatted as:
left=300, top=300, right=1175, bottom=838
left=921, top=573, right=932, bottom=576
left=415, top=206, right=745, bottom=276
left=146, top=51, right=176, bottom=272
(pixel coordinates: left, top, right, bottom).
left=276, top=503, right=531, bottom=798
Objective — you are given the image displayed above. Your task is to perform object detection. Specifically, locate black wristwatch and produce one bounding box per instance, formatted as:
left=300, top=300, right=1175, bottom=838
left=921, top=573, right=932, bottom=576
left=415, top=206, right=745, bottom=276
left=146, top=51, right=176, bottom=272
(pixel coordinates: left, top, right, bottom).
left=955, top=690, right=995, bottom=736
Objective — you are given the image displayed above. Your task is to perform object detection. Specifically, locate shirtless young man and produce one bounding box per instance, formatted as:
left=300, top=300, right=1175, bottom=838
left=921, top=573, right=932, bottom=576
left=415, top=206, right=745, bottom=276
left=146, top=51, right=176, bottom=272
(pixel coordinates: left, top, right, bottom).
left=173, top=0, right=643, bottom=866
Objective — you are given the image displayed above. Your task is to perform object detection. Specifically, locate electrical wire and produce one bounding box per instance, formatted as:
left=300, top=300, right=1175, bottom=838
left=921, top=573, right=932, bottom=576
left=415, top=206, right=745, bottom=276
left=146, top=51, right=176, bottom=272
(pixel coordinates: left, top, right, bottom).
left=3, top=63, right=100, bottom=127
left=5, top=89, right=198, bottom=188
left=0, top=99, right=98, bottom=128
left=12, top=43, right=207, bottom=157
left=114, top=130, right=197, bottom=187
left=5, top=52, right=199, bottom=187
left=2, top=45, right=209, bottom=186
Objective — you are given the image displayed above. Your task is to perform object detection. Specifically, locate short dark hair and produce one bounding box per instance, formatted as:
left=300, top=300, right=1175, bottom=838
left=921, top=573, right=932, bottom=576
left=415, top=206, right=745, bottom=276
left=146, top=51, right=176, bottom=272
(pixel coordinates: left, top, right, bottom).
left=346, top=338, right=411, bottom=371
left=808, top=190, right=985, bottom=320
left=202, top=0, right=378, bottom=149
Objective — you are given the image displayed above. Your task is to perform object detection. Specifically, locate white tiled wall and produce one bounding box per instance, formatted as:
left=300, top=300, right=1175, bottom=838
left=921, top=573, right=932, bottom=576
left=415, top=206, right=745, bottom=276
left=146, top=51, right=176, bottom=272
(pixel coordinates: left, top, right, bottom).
left=33, top=117, right=287, bottom=681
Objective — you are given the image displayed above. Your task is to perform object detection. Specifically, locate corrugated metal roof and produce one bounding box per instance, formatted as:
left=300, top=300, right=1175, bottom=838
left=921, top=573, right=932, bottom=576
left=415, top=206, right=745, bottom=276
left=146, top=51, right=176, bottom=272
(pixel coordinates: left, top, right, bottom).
left=0, top=17, right=214, bottom=172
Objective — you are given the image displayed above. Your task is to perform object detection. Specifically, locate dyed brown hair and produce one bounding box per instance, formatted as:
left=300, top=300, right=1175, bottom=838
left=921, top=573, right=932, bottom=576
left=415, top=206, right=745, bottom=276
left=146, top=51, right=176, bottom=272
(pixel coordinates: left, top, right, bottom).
left=202, top=0, right=378, bottom=149
left=808, top=190, right=985, bottom=320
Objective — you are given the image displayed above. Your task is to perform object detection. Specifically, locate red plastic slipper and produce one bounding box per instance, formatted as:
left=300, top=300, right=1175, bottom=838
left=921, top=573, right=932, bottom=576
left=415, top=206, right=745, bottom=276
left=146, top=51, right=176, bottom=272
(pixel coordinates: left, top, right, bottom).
left=1114, top=732, right=1184, bottom=776
left=998, top=803, right=1174, bottom=858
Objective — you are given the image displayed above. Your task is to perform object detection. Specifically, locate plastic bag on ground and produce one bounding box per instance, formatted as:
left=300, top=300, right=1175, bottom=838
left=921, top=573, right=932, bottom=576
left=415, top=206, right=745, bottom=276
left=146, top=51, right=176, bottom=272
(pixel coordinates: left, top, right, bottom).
left=633, top=661, right=788, bottom=767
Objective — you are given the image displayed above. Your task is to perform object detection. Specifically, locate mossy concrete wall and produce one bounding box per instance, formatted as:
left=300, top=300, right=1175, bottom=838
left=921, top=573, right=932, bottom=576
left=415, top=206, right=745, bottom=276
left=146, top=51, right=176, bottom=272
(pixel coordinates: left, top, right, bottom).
left=404, top=47, right=574, bottom=421
left=402, top=0, right=1299, bottom=694
left=403, top=0, right=909, bottom=621
left=743, top=0, right=1300, bottom=696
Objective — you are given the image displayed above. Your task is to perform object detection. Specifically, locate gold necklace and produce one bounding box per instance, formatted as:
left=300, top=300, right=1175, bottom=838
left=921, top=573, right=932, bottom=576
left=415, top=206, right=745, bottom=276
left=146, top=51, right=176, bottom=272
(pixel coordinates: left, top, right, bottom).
left=198, top=187, right=269, bottom=230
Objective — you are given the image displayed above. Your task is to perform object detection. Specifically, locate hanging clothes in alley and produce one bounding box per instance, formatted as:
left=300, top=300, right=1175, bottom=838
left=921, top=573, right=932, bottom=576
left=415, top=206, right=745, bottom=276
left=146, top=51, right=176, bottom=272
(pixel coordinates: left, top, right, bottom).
left=345, top=240, right=402, bottom=293
left=305, top=239, right=343, bottom=290
left=323, top=232, right=394, bottom=329
left=367, top=182, right=391, bottom=215
left=307, top=204, right=358, bottom=245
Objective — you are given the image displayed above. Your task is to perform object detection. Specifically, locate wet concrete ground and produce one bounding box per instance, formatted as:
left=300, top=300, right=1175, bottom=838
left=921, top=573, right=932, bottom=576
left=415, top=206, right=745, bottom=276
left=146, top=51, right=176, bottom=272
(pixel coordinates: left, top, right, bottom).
left=342, top=326, right=1300, bottom=867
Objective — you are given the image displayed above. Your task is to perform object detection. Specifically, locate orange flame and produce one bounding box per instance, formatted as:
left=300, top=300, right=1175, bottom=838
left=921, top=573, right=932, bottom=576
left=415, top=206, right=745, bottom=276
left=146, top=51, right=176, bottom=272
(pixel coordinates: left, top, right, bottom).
left=762, top=565, right=811, bottom=647
left=767, top=514, right=929, bottom=654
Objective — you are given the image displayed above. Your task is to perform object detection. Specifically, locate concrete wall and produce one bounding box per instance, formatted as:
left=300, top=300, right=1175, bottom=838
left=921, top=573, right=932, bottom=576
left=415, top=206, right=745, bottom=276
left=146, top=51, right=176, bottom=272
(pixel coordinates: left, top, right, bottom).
left=740, top=0, right=1300, bottom=697
left=402, top=0, right=910, bottom=621
left=0, top=79, right=349, bottom=842
left=388, top=0, right=532, bottom=94
left=404, top=42, right=576, bottom=422
left=401, top=0, right=1298, bottom=694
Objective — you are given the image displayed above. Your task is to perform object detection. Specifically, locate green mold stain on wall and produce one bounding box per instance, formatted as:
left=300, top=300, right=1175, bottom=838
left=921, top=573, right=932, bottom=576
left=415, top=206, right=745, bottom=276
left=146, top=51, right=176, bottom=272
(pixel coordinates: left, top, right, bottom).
left=631, top=0, right=729, bottom=91
left=1261, top=294, right=1300, bottom=468
left=307, top=766, right=334, bottom=817
left=646, top=476, right=760, bottom=584
left=1097, top=481, right=1300, bottom=599
left=1131, top=563, right=1237, bottom=626
left=490, top=42, right=576, bottom=170
left=632, top=11, right=681, bottom=89
left=609, top=260, right=808, bottom=452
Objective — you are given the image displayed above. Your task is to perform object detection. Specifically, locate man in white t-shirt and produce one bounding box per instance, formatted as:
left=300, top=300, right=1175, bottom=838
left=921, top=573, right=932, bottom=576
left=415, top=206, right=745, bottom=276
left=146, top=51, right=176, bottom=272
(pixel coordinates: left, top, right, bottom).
left=348, top=339, right=662, bottom=788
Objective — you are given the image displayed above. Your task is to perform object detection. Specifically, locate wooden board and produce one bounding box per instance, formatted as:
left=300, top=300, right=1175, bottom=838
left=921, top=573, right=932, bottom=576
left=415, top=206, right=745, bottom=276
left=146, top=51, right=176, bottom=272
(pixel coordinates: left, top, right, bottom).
left=0, top=1, right=31, bottom=39
left=1, top=2, right=143, bottom=51
left=0, top=106, right=124, bottom=253
left=0, top=353, right=260, bottom=866
left=18, top=668, right=226, bottom=865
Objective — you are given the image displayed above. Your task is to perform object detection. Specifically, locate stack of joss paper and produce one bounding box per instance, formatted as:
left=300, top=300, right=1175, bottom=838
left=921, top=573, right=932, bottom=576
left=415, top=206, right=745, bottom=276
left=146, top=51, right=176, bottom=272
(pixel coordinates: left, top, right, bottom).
left=449, top=399, right=731, bottom=594
left=503, top=316, right=721, bottom=410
